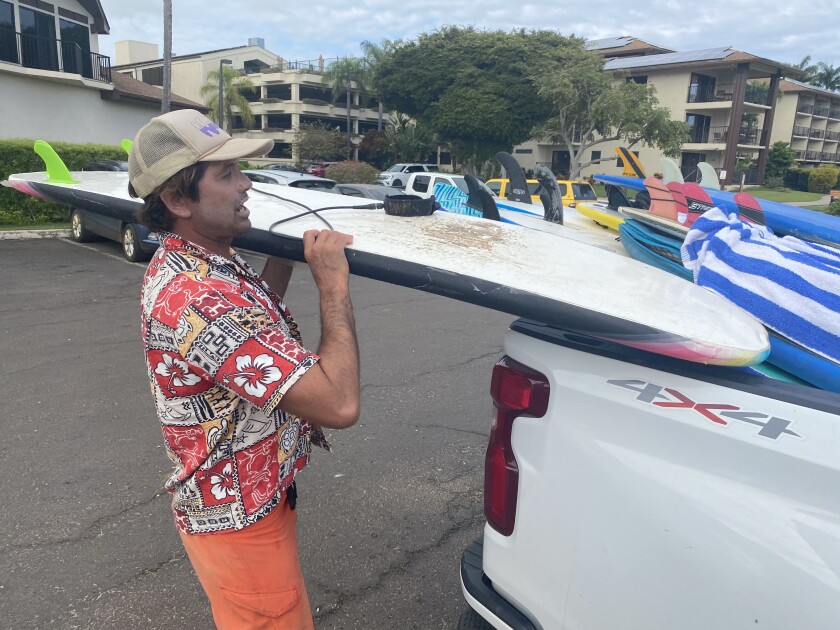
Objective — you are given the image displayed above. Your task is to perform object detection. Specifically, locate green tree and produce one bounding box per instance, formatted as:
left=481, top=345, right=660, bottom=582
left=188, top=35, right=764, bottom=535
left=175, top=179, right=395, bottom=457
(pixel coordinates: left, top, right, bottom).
left=766, top=141, right=797, bottom=177
left=531, top=44, right=688, bottom=179
left=293, top=121, right=346, bottom=162
left=808, top=164, right=840, bottom=194
left=360, top=38, right=401, bottom=130
left=792, top=55, right=819, bottom=84
left=200, top=66, right=256, bottom=131
left=357, top=129, right=387, bottom=169
left=383, top=113, right=433, bottom=163
left=322, top=57, right=368, bottom=155
left=814, top=63, right=840, bottom=91
left=373, top=27, right=573, bottom=173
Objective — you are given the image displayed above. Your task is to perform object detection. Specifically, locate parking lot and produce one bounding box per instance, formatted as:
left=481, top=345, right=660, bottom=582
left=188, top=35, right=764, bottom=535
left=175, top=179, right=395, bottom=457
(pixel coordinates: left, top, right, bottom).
left=0, top=236, right=516, bottom=629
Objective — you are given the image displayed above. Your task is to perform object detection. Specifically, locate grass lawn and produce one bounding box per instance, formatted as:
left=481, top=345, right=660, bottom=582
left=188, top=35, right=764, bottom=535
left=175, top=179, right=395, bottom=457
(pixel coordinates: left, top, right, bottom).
left=742, top=187, right=825, bottom=204
left=0, top=222, right=70, bottom=231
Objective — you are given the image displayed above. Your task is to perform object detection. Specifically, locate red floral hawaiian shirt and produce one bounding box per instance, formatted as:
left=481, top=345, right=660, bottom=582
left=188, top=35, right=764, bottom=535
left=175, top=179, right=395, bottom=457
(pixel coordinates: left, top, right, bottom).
left=140, top=234, right=327, bottom=534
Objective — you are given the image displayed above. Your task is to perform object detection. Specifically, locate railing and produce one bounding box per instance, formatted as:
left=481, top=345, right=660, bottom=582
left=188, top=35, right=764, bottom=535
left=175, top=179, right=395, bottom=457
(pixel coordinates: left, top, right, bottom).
left=732, top=168, right=760, bottom=185
left=825, top=130, right=840, bottom=142
left=805, top=151, right=821, bottom=160
left=744, top=84, right=771, bottom=106
left=688, top=82, right=733, bottom=103
left=831, top=110, right=840, bottom=120
left=809, top=128, right=825, bottom=139
left=792, top=125, right=811, bottom=137
left=737, top=128, right=761, bottom=145
left=0, top=29, right=110, bottom=82
left=821, top=152, right=835, bottom=161
left=249, top=56, right=344, bottom=76
left=794, top=150, right=805, bottom=159
left=814, top=107, right=830, bottom=117
left=797, top=104, right=814, bottom=114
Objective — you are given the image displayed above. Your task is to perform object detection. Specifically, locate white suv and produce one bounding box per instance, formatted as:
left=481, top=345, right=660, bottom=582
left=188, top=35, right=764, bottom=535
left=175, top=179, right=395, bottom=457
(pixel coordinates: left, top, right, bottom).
left=377, top=163, right=438, bottom=188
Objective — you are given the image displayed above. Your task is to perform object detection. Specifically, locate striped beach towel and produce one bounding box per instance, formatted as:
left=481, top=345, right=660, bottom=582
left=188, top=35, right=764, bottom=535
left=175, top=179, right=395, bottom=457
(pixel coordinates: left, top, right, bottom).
left=681, top=207, right=840, bottom=364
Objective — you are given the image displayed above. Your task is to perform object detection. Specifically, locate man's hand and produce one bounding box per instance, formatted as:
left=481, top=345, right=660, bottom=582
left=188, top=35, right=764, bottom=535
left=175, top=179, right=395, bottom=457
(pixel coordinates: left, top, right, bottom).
left=302, top=229, right=353, bottom=295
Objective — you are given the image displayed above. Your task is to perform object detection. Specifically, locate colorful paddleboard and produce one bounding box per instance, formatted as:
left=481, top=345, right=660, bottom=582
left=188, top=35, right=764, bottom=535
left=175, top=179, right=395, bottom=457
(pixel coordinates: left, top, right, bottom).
left=575, top=201, right=624, bottom=232
left=4, top=165, right=770, bottom=366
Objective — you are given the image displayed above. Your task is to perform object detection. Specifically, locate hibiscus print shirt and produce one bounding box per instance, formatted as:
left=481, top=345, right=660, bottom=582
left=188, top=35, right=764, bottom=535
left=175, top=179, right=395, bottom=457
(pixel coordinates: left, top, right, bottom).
left=140, top=234, right=325, bottom=534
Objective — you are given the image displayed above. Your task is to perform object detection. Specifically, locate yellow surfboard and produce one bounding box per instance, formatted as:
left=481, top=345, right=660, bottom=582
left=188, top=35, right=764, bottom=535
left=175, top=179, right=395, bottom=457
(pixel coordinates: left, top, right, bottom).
left=576, top=201, right=624, bottom=232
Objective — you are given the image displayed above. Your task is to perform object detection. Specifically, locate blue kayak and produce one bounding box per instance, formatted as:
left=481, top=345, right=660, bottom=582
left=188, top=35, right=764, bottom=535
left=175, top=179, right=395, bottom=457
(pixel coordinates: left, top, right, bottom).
left=594, top=173, right=840, bottom=247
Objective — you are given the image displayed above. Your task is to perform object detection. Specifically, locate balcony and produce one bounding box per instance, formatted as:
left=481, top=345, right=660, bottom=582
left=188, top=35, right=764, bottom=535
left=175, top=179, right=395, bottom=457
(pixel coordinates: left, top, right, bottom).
left=794, top=150, right=805, bottom=159
left=809, top=129, right=825, bottom=139
left=688, top=83, right=733, bottom=103
left=825, top=130, right=840, bottom=142
left=797, top=104, right=815, bottom=115
left=792, top=125, right=811, bottom=137
left=830, top=110, right=840, bottom=120
left=0, top=29, right=110, bottom=82
left=821, top=152, right=835, bottom=161
left=805, top=151, right=821, bottom=160
left=814, top=107, right=830, bottom=118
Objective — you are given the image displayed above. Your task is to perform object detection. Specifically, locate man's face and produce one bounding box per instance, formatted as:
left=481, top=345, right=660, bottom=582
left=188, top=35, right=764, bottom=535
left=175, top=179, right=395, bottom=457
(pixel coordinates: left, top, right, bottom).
left=175, top=160, right=253, bottom=252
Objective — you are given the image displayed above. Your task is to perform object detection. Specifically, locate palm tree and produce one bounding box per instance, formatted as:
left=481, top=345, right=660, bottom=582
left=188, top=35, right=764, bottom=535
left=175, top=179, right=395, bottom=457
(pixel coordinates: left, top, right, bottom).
left=161, top=0, right=172, bottom=113
left=814, top=63, right=840, bottom=92
left=321, top=57, right=367, bottom=157
left=792, top=55, right=819, bottom=85
left=200, top=66, right=256, bottom=131
left=360, top=38, right=401, bottom=130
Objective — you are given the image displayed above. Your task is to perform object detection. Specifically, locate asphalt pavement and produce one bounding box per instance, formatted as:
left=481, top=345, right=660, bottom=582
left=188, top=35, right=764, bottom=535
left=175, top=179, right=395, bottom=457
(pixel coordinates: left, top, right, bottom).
left=0, top=236, right=515, bottom=629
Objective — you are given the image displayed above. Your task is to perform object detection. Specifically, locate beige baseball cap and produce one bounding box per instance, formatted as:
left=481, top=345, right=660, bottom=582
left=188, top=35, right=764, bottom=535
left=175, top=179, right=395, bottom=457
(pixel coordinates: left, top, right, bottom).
left=128, top=109, right=274, bottom=198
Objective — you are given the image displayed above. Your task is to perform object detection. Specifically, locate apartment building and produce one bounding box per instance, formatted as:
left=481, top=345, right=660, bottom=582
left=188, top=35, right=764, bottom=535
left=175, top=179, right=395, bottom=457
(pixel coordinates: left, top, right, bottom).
left=113, top=39, right=384, bottom=163
left=769, top=78, right=840, bottom=167
left=0, top=0, right=201, bottom=144
left=514, top=39, right=810, bottom=186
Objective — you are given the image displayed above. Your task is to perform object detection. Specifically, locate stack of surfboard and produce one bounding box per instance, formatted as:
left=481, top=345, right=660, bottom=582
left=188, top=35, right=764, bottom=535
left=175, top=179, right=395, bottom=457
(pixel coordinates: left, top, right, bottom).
left=589, top=175, right=840, bottom=393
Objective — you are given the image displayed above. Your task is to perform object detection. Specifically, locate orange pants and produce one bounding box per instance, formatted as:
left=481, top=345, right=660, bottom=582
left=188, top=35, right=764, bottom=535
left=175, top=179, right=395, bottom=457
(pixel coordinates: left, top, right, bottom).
left=179, top=500, right=314, bottom=629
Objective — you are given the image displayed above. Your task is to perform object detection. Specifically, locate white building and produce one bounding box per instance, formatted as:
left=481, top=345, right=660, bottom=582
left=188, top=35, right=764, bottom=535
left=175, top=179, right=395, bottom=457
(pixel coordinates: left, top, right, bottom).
left=0, top=0, right=203, bottom=145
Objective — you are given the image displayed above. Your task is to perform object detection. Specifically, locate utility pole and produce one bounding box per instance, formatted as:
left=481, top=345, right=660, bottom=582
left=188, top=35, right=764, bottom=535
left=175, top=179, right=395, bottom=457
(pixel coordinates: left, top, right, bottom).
left=161, top=0, right=172, bottom=113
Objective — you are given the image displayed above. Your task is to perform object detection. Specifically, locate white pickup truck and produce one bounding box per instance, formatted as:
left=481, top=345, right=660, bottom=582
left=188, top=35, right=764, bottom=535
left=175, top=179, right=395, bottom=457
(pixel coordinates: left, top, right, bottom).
left=460, top=319, right=840, bottom=629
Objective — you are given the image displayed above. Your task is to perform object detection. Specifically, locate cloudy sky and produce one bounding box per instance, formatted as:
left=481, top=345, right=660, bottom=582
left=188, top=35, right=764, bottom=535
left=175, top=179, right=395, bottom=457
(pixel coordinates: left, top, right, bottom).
left=97, top=0, right=840, bottom=72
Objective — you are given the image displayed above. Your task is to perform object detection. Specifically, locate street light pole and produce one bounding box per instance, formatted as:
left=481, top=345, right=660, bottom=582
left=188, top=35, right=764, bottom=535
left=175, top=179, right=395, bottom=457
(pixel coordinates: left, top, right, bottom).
left=218, top=58, right=232, bottom=129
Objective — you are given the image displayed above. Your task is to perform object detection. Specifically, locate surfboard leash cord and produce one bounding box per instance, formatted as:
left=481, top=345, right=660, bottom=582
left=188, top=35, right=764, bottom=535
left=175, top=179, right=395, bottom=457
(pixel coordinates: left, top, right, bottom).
left=252, top=187, right=383, bottom=233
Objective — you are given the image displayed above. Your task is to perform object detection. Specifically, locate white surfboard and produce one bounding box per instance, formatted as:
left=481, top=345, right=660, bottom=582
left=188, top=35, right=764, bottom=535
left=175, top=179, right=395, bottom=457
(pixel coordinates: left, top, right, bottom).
left=3, top=170, right=770, bottom=366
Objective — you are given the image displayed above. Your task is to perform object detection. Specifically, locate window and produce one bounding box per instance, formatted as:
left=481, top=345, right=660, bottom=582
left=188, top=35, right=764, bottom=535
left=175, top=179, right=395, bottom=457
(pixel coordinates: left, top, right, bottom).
left=514, top=148, right=533, bottom=154
left=141, top=66, right=163, bottom=86
left=20, top=6, right=58, bottom=71
left=0, top=0, right=16, bottom=63
left=591, top=150, right=602, bottom=164
left=407, top=164, right=426, bottom=173
left=486, top=181, right=501, bottom=195
left=627, top=75, right=648, bottom=84
left=60, top=18, right=91, bottom=77
left=685, top=114, right=711, bottom=143
left=411, top=176, right=430, bottom=193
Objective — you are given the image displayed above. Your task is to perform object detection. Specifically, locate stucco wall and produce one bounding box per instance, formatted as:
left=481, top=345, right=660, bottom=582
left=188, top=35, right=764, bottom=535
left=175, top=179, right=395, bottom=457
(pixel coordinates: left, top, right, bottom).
left=1, top=73, right=162, bottom=145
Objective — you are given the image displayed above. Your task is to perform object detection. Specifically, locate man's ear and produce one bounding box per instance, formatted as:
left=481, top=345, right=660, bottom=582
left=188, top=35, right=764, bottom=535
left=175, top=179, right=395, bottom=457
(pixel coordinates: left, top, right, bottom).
left=160, top=190, right=193, bottom=219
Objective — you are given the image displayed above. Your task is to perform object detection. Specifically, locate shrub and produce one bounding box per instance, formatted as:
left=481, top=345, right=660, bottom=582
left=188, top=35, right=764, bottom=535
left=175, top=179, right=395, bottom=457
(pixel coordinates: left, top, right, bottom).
left=808, top=164, right=840, bottom=194
left=324, top=161, right=379, bottom=184
left=0, top=138, right=125, bottom=225
left=784, top=167, right=810, bottom=192
left=827, top=200, right=840, bottom=217
left=763, top=175, right=786, bottom=190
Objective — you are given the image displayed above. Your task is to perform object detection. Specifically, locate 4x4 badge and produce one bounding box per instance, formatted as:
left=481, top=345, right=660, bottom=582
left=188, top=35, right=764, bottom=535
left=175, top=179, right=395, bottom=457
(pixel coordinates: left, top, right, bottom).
left=607, top=380, right=802, bottom=441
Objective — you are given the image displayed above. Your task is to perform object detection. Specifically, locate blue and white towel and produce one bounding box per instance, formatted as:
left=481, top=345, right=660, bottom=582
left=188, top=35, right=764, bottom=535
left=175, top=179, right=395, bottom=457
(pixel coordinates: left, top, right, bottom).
left=681, top=207, right=840, bottom=364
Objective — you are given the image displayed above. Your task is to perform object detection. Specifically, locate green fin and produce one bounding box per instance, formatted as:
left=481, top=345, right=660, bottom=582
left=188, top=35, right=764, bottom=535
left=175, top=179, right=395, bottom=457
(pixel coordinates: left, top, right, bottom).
left=121, top=138, right=133, bottom=156
left=33, top=140, right=79, bottom=184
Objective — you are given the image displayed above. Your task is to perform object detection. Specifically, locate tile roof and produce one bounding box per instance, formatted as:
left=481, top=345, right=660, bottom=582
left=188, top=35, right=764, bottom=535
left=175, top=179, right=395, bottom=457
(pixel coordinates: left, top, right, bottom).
left=105, top=72, right=208, bottom=111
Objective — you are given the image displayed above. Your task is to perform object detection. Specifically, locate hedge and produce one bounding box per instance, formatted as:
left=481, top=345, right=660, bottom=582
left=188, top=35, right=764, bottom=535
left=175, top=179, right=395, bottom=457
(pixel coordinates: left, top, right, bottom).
left=783, top=167, right=810, bottom=192
left=0, top=139, right=125, bottom=225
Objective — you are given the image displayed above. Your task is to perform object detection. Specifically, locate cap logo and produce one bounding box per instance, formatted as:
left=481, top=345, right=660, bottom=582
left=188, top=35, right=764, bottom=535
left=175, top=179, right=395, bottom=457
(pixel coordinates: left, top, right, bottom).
left=191, top=117, right=222, bottom=138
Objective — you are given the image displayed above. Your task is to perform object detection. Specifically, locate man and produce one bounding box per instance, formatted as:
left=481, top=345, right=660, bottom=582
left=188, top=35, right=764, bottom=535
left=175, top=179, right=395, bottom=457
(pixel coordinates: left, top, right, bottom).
left=128, top=109, right=359, bottom=628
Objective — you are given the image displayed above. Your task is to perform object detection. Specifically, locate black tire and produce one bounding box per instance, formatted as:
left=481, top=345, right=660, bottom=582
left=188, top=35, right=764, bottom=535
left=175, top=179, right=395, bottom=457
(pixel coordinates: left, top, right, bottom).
left=70, top=209, right=92, bottom=242
left=392, top=178, right=403, bottom=188
left=457, top=608, right=494, bottom=629
left=122, top=224, right=146, bottom=262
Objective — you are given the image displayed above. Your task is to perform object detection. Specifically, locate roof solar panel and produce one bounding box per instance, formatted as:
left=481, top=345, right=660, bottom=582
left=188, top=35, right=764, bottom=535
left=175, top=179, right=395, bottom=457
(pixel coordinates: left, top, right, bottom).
left=604, top=47, right=733, bottom=70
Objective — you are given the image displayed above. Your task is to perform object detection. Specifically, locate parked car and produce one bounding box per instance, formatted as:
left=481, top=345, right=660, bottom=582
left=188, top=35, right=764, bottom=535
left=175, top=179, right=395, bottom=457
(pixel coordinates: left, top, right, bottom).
left=403, top=172, right=496, bottom=199
left=242, top=170, right=337, bottom=191
left=334, top=183, right=394, bottom=201
left=262, top=162, right=306, bottom=174
left=486, top=177, right=598, bottom=208
left=305, top=162, right=340, bottom=178
left=377, top=163, right=439, bottom=188
left=70, top=159, right=158, bottom=262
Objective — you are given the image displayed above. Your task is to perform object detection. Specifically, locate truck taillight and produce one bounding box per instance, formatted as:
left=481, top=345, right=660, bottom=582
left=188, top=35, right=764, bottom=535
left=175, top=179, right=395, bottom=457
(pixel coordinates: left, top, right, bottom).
left=485, top=356, right=550, bottom=536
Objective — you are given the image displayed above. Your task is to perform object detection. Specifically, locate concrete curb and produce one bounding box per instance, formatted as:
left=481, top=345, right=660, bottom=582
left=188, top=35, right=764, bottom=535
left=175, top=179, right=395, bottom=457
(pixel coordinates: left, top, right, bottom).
left=0, top=229, right=71, bottom=240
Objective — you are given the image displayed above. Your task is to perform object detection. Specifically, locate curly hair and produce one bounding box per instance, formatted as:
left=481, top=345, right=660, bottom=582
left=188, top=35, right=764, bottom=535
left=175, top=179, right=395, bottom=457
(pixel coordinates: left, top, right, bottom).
left=130, top=162, right=209, bottom=233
